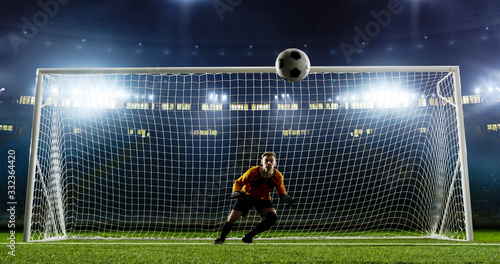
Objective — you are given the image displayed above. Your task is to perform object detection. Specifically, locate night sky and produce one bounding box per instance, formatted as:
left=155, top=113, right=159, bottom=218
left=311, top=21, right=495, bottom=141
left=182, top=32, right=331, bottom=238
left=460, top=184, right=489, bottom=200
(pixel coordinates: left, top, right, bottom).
left=1, top=0, right=500, bottom=98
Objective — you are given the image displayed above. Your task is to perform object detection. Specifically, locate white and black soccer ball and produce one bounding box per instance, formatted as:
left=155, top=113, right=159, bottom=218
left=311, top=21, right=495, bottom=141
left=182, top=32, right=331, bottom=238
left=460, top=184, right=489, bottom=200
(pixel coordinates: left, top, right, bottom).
left=275, top=48, right=310, bottom=83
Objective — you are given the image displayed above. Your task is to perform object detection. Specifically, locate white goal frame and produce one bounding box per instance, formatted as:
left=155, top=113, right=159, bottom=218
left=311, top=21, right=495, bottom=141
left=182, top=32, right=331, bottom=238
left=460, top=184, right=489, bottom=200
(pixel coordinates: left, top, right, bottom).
left=24, top=66, right=473, bottom=242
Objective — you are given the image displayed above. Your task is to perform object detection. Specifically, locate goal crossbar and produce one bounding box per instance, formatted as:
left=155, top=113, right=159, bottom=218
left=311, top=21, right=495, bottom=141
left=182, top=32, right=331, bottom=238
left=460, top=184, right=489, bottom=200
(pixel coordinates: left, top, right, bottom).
left=34, top=66, right=460, bottom=75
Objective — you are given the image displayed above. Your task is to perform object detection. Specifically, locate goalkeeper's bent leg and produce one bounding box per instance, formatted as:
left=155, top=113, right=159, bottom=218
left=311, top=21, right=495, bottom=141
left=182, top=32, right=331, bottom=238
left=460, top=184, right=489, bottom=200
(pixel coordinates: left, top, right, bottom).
left=214, top=221, right=233, bottom=244
left=244, top=212, right=277, bottom=239
left=219, top=221, right=233, bottom=240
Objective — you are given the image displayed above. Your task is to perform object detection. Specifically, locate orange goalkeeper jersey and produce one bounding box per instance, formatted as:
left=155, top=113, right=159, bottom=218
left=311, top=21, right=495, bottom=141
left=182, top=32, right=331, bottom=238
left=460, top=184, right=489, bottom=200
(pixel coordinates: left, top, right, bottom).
left=233, top=166, right=287, bottom=200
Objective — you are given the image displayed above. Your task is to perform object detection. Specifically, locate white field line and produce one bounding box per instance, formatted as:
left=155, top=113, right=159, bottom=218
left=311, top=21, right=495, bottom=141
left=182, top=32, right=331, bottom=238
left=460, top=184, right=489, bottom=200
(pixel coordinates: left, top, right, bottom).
left=8, top=242, right=500, bottom=246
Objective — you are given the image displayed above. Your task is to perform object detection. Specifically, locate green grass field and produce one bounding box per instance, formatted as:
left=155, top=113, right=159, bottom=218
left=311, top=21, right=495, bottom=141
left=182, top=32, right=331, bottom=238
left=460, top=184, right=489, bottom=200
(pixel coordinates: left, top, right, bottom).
left=1, top=229, right=499, bottom=263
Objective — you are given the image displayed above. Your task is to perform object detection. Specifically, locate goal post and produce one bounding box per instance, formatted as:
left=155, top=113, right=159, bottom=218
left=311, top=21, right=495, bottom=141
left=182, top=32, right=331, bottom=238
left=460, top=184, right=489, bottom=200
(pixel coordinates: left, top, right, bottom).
left=24, top=66, right=473, bottom=242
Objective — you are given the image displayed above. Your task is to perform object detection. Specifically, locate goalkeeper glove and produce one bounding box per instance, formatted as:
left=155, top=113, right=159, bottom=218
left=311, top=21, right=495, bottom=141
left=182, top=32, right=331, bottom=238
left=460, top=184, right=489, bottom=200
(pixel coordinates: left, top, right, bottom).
left=280, top=194, right=294, bottom=206
left=230, top=191, right=242, bottom=199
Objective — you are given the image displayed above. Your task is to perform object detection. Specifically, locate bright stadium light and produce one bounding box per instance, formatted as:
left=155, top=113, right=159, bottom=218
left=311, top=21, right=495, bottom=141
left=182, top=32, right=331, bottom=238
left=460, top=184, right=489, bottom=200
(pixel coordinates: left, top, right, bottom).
left=208, top=93, right=228, bottom=102
left=365, top=89, right=412, bottom=108
left=69, top=80, right=128, bottom=109
left=89, top=89, right=112, bottom=108
left=48, top=85, right=60, bottom=98
left=117, top=91, right=130, bottom=100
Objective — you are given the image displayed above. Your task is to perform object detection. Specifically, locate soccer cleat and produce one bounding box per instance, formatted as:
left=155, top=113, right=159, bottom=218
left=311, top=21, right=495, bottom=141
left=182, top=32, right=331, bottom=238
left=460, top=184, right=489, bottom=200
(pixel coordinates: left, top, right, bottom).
left=213, top=237, right=225, bottom=245
left=242, top=236, right=253, bottom=244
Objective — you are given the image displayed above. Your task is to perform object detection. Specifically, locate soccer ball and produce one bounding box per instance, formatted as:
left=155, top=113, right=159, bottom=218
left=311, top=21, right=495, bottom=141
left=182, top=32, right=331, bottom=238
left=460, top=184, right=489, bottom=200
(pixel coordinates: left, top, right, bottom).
left=275, top=48, right=310, bottom=83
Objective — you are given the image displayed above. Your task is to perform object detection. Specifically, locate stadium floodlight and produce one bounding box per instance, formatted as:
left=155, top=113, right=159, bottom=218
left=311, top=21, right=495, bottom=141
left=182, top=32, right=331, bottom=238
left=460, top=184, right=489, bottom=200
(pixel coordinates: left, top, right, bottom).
left=24, top=66, right=473, bottom=242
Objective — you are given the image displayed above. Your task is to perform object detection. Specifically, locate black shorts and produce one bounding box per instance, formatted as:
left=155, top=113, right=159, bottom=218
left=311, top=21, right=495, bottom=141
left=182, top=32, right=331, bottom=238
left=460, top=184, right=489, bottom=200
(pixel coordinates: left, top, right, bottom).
left=233, top=196, right=274, bottom=217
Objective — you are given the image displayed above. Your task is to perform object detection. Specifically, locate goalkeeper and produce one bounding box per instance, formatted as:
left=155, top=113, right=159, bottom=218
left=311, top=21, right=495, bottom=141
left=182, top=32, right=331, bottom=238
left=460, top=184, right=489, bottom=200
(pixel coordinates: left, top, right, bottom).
left=214, top=152, right=294, bottom=244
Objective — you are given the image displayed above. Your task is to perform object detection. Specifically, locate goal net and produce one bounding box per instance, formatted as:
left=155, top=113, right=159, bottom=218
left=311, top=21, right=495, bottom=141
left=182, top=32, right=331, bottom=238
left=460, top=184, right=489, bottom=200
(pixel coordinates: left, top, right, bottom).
left=24, top=66, right=473, bottom=242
